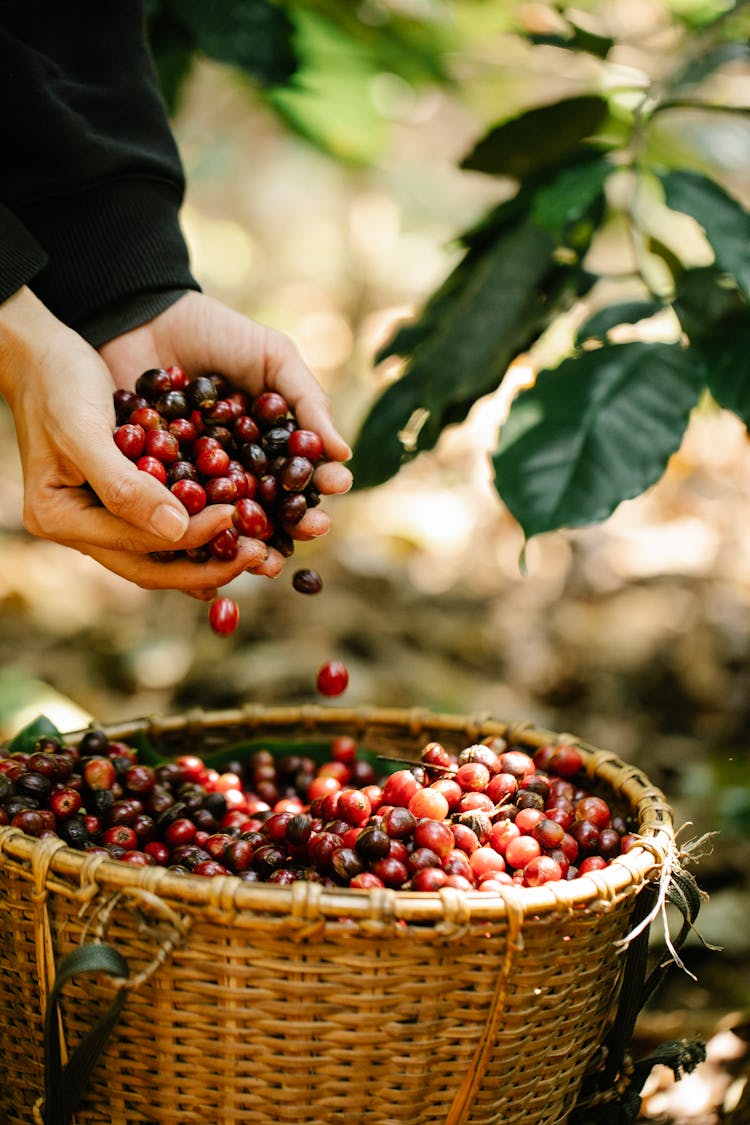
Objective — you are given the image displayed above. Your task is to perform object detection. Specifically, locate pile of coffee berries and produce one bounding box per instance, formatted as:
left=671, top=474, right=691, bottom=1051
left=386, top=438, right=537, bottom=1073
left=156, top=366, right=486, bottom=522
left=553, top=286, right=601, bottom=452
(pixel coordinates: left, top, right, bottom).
left=113, top=366, right=329, bottom=635
left=0, top=727, right=639, bottom=890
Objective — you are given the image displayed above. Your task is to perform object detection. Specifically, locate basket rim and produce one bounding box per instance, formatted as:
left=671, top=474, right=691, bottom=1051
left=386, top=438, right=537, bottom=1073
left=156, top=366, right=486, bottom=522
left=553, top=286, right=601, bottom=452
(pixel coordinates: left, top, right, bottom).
left=0, top=703, right=676, bottom=923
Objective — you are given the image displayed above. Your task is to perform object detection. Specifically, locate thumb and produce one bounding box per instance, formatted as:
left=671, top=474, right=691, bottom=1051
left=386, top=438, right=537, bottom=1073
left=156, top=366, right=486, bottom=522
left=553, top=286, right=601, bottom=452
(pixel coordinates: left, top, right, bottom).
left=82, top=436, right=190, bottom=542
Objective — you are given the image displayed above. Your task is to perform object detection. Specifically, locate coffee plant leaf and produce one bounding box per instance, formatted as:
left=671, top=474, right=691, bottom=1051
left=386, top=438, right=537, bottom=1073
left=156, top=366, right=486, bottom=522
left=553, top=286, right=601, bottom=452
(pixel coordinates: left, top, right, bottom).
left=265, top=9, right=394, bottom=163
left=530, top=155, right=612, bottom=244
left=673, top=41, right=750, bottom=89
left=407, top=256, right=598, bottom=454
left=377, top=185, right=544, bottom=366
left=6, top=714, right=63, bottom=754
left=702, top=320, right=750, bottom=425
left=460, top=95, right=609, bottom=180
left=351, top=221, right=563, bottom=488
left=284, top=0, right=451, bottom=86
left=348, top=378, right=431, bottom=490
left=576, top=299, right=664, bottom=345
left=673, top=270, right=750, bottom=423
left=173, top=0, right=296, bottom=87
left=145, top=8, right=195, bottom=115
left=660, top=170, right=750, bottom=300
left=672, top=265, right=747, bottom=340
left=492, top=342, right=706, bottom=539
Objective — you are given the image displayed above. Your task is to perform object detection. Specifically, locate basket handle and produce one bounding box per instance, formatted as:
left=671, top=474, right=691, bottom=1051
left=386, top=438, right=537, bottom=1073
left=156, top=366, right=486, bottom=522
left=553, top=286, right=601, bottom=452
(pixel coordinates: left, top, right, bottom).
left=41, top=943, right=129, bottom=1125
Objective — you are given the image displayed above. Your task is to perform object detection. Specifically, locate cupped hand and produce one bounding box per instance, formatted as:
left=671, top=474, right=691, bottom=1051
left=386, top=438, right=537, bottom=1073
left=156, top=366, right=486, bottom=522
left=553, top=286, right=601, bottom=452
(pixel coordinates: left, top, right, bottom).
left=100, top=290, right=353, bottom=578
left=0, top=287, right=258, bottom=595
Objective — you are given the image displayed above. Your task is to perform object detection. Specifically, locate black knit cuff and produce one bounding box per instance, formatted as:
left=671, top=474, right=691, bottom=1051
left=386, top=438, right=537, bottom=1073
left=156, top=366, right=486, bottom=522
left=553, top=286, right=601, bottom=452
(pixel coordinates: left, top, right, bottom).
left=17, top=178, right=198, bottom=331
left=79, top=288, right=196, bottom=349
left=0, top=204, right=49, bottom=305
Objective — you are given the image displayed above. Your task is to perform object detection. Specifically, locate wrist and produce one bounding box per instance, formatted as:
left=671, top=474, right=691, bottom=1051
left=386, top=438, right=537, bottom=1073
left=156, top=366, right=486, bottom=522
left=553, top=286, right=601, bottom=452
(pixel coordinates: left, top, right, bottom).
left=0, top=286, right=69, bottom=404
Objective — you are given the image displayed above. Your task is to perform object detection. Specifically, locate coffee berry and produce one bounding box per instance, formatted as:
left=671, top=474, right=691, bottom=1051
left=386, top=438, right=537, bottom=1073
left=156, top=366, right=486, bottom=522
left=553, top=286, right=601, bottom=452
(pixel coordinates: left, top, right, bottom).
left=113, top=367, right=331, bottom=635
left=1, top=727, right=638, bottom=892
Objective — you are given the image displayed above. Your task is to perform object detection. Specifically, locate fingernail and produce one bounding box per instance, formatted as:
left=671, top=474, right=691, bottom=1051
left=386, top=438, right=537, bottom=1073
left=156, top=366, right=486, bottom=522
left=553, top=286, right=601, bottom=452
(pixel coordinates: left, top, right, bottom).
left=151, top=504, right=189, bottom=542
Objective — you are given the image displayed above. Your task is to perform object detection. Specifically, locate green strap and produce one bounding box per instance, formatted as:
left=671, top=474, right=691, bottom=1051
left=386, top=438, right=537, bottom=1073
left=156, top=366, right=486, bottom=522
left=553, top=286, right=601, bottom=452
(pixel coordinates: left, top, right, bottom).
left=43, top=944, right=129, bottom=1125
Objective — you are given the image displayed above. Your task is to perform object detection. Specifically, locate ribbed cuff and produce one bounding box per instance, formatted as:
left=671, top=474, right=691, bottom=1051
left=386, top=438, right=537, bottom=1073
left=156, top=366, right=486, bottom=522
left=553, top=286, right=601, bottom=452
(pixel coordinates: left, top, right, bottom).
left=80, top=288, right=195, bottom=349
left=17, top=177, right=198, bottom=330
left=0, top=204, right=49, bottom=305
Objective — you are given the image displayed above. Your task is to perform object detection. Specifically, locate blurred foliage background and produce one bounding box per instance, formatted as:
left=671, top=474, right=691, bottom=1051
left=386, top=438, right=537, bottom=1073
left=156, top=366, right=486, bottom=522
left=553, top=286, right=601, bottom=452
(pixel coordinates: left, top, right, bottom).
left=2, top=2, right=750, bottom=1116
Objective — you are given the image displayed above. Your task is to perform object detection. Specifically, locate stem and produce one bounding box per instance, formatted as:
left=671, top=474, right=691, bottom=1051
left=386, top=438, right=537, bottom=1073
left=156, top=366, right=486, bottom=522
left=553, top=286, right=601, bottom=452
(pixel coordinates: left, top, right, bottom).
left=619, top=92, right=670, bottom=303
left=655, top=99, right=750, bottom=115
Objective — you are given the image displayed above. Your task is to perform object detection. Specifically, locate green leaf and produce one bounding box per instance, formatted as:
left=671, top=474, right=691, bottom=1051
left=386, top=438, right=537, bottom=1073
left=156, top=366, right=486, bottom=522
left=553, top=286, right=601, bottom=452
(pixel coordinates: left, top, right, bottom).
left=459, top=184, right=539, bottom=252
left=660, top=170, right=750, bottom=299
left=460, top=96, right=609, bottom=179
left=672, top=265, right=746, bottom=340
left=703, top=320, right=750, bottom=425
left=492, top=343, right=706, bottom=538
left=530, top=155, right=612, bottom=244
left=576, top=299, right=664, bottom=345
left=146, top=9, right=196, bottom=115
left=565, top=21, right=615, bottom=59
left=177, top=0, right=297, bottom=87
left=377, top=181, right=554, bottom=365
left=287, top=0, right=451, bottom=86
left=346, top=378, right=429, bottom=490
left=524, top=23, right=614, bottom=59
left=6, top=714, right=63, bottom=754
left=674, top=41, right=750, bottom=90
left=351, top=221, right=559, bottom=489
left=265, top=9, right=389, bottom=163
left=672, top=268, right=750, bottom=425
left=670, top=265, right=750, bottom=423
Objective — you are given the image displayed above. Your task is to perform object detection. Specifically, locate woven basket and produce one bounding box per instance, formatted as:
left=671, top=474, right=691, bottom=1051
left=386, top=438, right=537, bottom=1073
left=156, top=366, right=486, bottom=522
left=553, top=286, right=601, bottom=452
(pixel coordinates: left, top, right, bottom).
left=0, top=704, right=676, bottom=1125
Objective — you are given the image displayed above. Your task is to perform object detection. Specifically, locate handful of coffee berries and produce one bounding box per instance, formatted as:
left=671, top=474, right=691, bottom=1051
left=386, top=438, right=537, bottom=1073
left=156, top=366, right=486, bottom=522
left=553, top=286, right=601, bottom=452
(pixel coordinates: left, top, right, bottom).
left=1, top=727, right=639, bottom=891
left=113, top=366, right=328, bottom=634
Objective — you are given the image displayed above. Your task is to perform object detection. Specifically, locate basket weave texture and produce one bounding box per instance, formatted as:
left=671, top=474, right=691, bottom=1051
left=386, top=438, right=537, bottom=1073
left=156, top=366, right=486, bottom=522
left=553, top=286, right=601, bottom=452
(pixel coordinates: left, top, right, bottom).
left=0, top=704, right=675, bottom=1125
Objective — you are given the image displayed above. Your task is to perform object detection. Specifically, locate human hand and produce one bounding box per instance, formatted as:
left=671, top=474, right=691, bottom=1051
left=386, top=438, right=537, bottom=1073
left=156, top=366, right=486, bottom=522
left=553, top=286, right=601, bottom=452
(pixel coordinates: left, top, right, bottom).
left=0, top=287, right=250, bottom=596
left=99, top=290, right=353, bottom=593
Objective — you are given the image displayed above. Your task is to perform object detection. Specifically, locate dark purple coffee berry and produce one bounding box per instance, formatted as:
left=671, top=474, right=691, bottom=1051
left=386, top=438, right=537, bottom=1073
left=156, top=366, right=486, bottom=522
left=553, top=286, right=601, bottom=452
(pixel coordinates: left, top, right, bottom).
left=15, top=772, right=53, bottom=802
left=268, top=529, right=295, bottom=558
left=261, top=427, right=291, bottom=456
left=186, top=376, right=218, bottom=412
left=238, top=443, right=269, bottom=475
left=135, top=368, right=172, bottom=402
left=292, top=569, right=323, bottom=595
left=279, top=456, right=314, bottom=493
left=276, top=493, right=307, bottom=526
left=79, top=729, right=109, bottom=756
left=156, top=390, right=188, bottom=420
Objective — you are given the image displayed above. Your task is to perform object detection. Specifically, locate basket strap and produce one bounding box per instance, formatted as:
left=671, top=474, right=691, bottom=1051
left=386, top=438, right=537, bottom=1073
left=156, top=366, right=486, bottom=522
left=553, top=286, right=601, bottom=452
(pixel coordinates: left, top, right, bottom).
left=42, top=943, right=129, bottom=1125
left=569, top=865, right=706, bottom=1123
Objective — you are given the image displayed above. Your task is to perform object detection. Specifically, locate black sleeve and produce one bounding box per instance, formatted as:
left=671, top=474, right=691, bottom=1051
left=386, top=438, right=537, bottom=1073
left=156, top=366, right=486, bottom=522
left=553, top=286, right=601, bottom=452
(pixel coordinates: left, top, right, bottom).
left=0, top=1, right=199, bottom=340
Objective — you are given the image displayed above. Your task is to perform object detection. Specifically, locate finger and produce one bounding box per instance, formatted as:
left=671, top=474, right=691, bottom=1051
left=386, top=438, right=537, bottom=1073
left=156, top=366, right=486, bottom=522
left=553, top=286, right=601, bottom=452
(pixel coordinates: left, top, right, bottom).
left=246, top=548, right=285, bottom=578
left=162, top=299, right=352, bottom=462
left=313, top=462, right=353, bottom=495
left=184, top=588, right=219, bottom=602
left=256, top=326, right=351, bottom=460
left=68, top=536, right=269, bottom=592
left=99, top=337, right=162, bottom=392
left=50, top=409, right=195, bottom=543
left=289, top=508, right=331, bottom=541
left=283, top=388, right=352, bottom=464
left=31, top=484, right=236, bottom=554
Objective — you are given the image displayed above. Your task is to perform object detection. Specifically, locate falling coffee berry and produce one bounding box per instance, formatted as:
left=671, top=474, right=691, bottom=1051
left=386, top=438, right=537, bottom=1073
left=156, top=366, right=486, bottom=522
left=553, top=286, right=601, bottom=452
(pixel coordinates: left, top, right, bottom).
left=292, top=569, right=323, bottom=595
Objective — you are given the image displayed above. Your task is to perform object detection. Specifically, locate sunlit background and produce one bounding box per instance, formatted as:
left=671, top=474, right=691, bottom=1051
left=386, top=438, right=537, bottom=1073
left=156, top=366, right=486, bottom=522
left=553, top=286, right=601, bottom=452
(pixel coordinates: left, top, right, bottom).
left=1, top=2, right=749, bottom=1117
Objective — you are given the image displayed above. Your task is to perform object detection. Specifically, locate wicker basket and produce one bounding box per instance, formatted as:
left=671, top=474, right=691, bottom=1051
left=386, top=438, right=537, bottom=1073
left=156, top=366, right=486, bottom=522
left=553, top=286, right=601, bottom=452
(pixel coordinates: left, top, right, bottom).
left=0, top=704, right=677, bottom=1125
